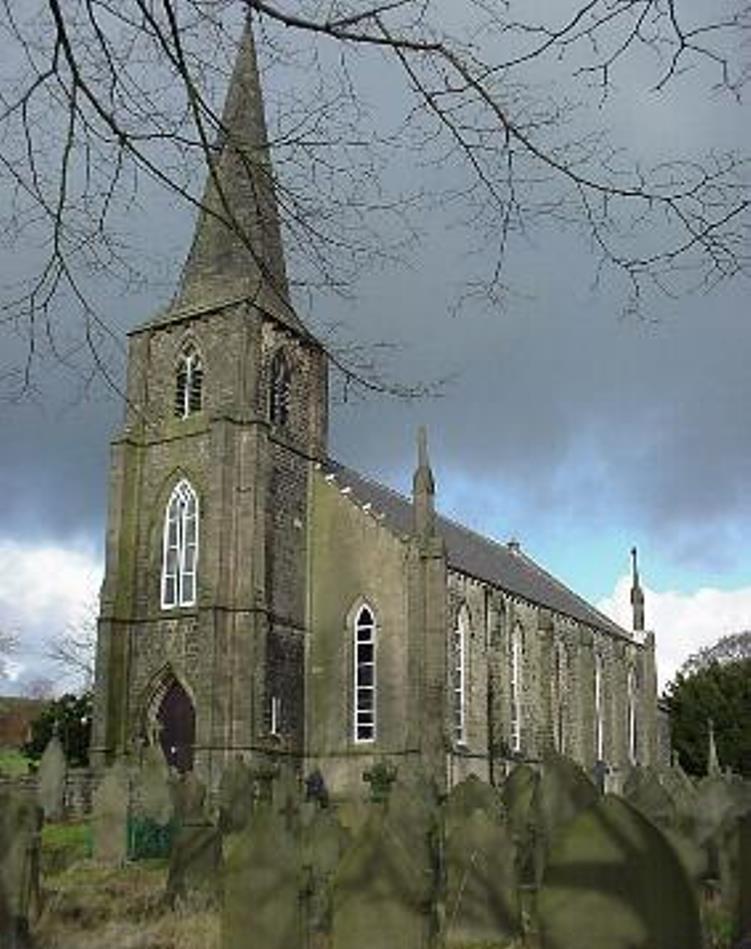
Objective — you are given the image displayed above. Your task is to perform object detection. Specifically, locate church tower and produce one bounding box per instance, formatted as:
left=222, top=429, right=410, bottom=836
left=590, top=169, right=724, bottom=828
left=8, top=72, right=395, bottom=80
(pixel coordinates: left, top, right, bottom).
left=90, top=17, right=327, bottom=788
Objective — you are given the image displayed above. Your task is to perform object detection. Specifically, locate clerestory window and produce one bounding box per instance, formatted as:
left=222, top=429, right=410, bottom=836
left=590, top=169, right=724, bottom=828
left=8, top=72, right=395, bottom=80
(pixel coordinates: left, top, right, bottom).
left=354, top=605, right=376, bottom=743
left=175, top=346, right=203, bottom=418
left=269, top=350, right=291, bottom=427
left=161, top=479, right=199, bottom=609
left=452, top=606, right=469, bottom=745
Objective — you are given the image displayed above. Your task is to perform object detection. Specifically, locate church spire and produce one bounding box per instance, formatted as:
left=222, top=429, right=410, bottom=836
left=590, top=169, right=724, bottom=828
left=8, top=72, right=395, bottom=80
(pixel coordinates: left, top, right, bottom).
left=413, top=426, right=436, bottom=537
left=630, top=546, right=645, bottom=633
left=174, top=15, right=302, bottom=330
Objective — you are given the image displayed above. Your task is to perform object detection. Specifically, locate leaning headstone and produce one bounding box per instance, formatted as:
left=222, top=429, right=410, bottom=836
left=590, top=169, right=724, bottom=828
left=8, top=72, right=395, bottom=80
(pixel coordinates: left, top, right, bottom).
left=0, top=787, right=42, bottom=949
left=222, top=778, right=304, bottom=949
left=91, top=760, right=129, bottom=866
left=37, top=734, right=67, bottom=822
left=443, top=776, right=520, bottom=945
left=623, top=766, right=677, bottom=830
left=168, top=772, right=221, bottom=908
left=538, top=794, right=702, bottom=949
left=331, top=775, right=437, bottom=949
left=139, top=742, right=172, bottom=825
left=301, top=798, right=350, bottom=939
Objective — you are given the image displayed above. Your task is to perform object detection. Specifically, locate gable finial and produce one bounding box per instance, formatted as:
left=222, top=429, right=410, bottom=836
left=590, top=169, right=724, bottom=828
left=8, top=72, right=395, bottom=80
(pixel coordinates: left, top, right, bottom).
left=413, top=425, right=436, bottom=537
left=630, top=546, right=645, bottom=632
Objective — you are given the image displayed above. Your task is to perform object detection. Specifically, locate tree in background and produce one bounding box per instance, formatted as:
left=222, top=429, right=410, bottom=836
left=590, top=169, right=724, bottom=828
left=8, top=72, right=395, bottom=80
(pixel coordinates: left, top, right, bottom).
left=0, top=627, right=18, bottom=681
left=0, top=1, right=748, bottom=399
left=680, top=630, right=751, bottom=678
left=22, top=691, right=93, bottom=768
left=665, top=657, right=751, bottom=778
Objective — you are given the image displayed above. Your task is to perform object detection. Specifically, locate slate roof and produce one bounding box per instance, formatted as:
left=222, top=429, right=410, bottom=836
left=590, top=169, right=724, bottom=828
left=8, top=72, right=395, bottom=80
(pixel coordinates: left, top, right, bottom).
left=325, top=460, right=630, bottom=640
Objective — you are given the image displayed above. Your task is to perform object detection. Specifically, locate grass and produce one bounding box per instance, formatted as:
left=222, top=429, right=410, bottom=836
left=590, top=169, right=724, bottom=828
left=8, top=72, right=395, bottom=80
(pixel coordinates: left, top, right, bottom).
left=0, top=746, right=31, bottom=777
left=34, top=860, right=220, bottom=949
left=41, top=820, right=92, bottom=876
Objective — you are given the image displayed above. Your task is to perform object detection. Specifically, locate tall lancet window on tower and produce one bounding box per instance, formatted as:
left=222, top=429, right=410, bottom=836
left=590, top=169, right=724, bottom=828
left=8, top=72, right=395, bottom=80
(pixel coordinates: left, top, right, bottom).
left=553, top=640, right=567, bottom=753
left=453, top=606, right=469, bottom=745
left=175, top=346, right=203, bottom=418
left=354, top=604, right=376, bottom=742
left=161, top=480, right=199, bottom=609
left=269, top=349, right=291, bottom=426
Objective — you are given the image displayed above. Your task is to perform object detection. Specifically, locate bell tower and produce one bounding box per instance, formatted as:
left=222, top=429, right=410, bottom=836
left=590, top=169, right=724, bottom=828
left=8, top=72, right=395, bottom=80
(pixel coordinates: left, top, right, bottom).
left=91, top=16, right=327, bottom=787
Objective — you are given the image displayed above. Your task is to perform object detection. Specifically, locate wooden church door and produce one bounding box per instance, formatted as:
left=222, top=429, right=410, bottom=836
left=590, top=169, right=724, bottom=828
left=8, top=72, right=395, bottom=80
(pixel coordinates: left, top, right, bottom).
left=156, top=679, right=195, bottom=772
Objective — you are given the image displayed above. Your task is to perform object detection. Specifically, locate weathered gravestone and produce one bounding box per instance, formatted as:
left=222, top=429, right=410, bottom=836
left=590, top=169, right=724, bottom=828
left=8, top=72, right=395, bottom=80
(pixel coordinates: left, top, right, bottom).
left=737, top=812, right=751, bottom=946
left=167, top=771, right=221, bottom=908
left=331, top=773, right=438, bottom=949
left=501, top=763, right=540, bottom=886
left=0, top=787, right=42, bottom=949
left=221, top=766, right=305, bottom=949
left=91, top=760, right=129, bottom=866
left=538, top=794, right=702, bottom=949
left=443, top=775, right=520, bottom=946
left=301, top=792, right=350, bottom=941
left=217, top=757, right=255, bottom=835
left=36, top=733, right=67, bottom=822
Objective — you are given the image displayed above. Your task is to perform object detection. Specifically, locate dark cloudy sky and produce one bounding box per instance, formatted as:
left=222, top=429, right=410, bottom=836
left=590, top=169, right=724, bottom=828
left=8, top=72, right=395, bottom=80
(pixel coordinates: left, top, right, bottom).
left=0, top=1, right=749, bottom=693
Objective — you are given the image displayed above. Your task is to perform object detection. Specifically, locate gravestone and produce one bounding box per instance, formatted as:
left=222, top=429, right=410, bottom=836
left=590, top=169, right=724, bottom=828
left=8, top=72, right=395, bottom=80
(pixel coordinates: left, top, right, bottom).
left=538, top=794, right=702, bottom=949
left=0, top=787, right=42, bottom=949
left=139, top=742, right=173, bottom=825
left=168, top=772, right=221, bottom=907
left=217, top=757, right=255, bottom=834
left=623, top=766, right=677, bottom=830
left=222, top=769, right=304, bottom=949
left=443, top=776, right=520, bottom=945
left=737, top=812, right=751, bottom=945
left=301, top=798, right=350, bottom=938
left=331, top=776, right=437, bottom=949
left=91, top=760, right=129, bottom=866
left=37, top=734, right=67, bottom=822
left=501, top=763, right=540, bottom=885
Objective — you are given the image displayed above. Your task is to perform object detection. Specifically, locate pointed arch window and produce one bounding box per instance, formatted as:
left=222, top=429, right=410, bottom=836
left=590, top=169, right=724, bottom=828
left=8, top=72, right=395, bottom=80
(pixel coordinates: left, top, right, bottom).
left=175, top=346, right=203, bottom=418
left=510, top=625, right=523, bottom=753
left=269, top=349, right=291, bottom=426
left=354, top=605, right=376, bottom=743
left=553, top=640, right=567, bottom=753
left=161, top=479, right=199, bottom=608
left=594, top=653, right=605, bottom=761
left=452, top=606, right=469, bottom=745
left=627, top=666, right=638, bottom=764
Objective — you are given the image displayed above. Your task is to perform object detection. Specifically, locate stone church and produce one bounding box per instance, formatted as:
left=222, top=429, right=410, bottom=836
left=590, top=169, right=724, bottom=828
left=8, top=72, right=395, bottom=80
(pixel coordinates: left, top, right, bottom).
left=91, top=18, right=659, bottom=798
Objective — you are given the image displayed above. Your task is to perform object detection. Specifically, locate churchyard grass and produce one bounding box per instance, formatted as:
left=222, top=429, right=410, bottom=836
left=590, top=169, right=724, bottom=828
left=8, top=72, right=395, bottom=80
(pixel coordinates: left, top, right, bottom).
left=0, top=746, right=31, bottom=776
left=40, top=819, right=91, bottom=876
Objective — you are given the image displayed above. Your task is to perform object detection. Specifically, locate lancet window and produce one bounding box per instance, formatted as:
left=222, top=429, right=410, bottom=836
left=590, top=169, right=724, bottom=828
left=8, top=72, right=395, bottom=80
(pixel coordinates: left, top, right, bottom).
left=354, top=605, right=376, bottom=742
left=510, top=624, right=523, bottom=753
left=175, top=346, right=203, bottom=418
left=452, top=606, right=469, bottom=745
left=269, top=349, right=291, bottom=426
left=161, top=479, right=199, bottom=609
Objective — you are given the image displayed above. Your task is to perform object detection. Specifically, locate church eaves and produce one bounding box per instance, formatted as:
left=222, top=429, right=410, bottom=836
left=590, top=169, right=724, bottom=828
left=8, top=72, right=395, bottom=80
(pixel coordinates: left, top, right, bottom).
left=153, top=16, right=308, bottom=337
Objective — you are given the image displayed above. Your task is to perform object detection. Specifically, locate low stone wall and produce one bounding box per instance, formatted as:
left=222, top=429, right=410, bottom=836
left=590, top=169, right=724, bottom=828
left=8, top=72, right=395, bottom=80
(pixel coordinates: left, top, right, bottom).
left=0, top=768, right=94, bottom=818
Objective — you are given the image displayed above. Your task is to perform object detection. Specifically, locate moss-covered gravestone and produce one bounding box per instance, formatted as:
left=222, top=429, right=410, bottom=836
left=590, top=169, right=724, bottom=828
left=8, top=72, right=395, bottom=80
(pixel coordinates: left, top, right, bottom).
left=0, top=788, right=42, bottom=949
left=301, top=800, right=350, bottom=938
left=623, top=767, right=677, bottom=830
left=538, top=795, right=702, bottom=949
left=37, top=734, right=67, bottom=822
left=217, top=757, right=255, bottom=835
left=501, top=763, right=540, bottom=886
left=443, top=776, right=520, bottom=946
left=331, top=776, right=437, bottom=949
left=91, top=760, right=129, bottom=867
left=221, top=769, right=304, bottom=949
left=168, top=772, right=221, bottom=908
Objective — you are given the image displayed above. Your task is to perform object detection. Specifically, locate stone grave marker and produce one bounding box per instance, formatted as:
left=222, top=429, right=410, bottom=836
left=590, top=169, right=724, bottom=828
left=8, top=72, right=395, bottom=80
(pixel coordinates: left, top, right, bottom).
left=221, top=770, right=304, bottom=949
left=217, top=757, right=255, bottom=834
left=737, top=812, right=751, bottom=945
left=623, top=766, right=677, bottom=830
left=501, top=763, right=540, bottom=886
left=331, top=775, right=437, bottom=949
left=538, top=794, right=702, bottom=949
left=168, top=771, right=221, bottom=908
left=0, top=787, right=43, bottom=949
left=36, top=733, right=67, bottom=822
left=443, top=776, right=520, bottom=946
left=139, top=741, right=173, bottom=825
left=301, top=796, right=350, bottom=938
left=91, top=760, right=129, bottom=866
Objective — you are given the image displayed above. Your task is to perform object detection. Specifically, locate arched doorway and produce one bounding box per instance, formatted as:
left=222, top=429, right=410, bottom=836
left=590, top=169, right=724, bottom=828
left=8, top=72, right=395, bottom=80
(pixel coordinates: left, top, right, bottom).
left=156, top=678, right=195, bottom=772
